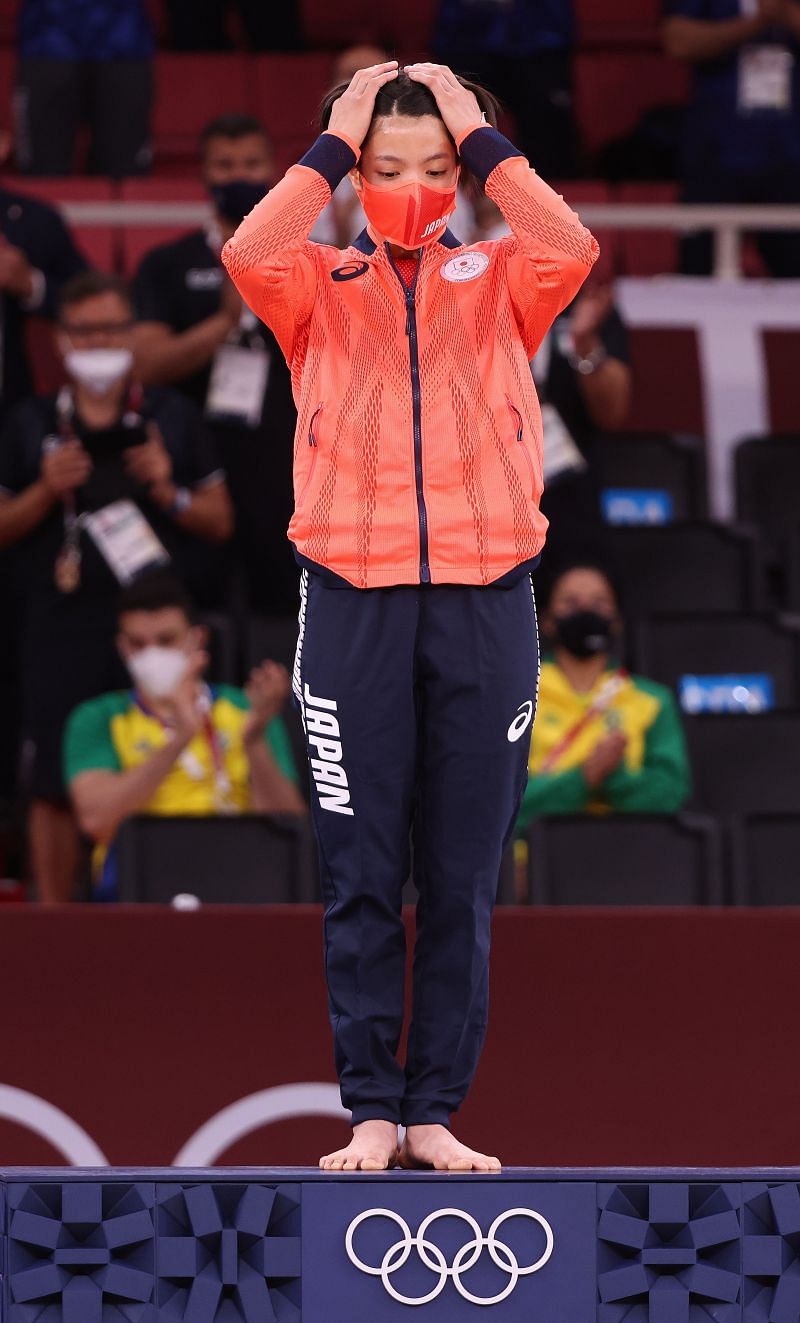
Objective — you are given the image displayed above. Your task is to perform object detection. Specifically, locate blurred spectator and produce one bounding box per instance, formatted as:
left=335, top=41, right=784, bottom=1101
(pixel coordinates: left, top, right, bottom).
left=65, top=572, right=305, bottom=902
left=0, top=129, right=87, bottom=424
left=663, top=0, right=800, bottom=275
left=515, top=563, right=690, bottom=832
left=433, top=0, right=578, bottom=178
left=532, top=283, right=632, bottom=575
left=0, top=272, right=233, bottom=903
left=165, top=0, right=302, bottom=50
left=133, top=114, right=299, bottom=615
left=15, top=0, right=153, bottom=176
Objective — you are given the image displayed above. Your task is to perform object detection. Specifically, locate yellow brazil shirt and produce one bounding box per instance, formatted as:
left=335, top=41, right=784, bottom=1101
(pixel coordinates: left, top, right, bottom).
left=64, top=684, right=299, bottom=818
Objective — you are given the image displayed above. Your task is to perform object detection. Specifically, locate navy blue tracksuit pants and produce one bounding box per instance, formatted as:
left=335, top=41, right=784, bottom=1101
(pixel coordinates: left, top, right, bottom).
left=292, top=567, right=539, bottom=1127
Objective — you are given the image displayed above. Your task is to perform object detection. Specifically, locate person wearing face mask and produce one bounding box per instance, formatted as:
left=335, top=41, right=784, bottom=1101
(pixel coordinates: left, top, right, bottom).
left=133, top=113, right=300, bottom=618
left=515, top=563, right=690, bottom=833
left=0, top=271, right=233, bottom=904
left=223, top=62, right=598, bottom=1174
left=64, top=572, right=305, bottom=902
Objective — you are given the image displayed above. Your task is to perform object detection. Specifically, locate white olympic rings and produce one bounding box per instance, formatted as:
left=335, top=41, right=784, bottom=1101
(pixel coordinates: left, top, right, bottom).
left=345, top=1205, right=554, bottom=1307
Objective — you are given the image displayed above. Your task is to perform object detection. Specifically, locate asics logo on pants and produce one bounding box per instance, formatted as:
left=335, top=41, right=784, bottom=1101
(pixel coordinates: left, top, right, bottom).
left=303, top=683, right=354, bottom=816
left=507, top=700, right=534, bottom=743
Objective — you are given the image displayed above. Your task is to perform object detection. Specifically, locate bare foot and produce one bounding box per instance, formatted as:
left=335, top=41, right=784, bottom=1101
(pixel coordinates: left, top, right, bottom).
left=319, top=1119, right=399, bottom=1172
left=399, top=1124, right=501, bottom=1172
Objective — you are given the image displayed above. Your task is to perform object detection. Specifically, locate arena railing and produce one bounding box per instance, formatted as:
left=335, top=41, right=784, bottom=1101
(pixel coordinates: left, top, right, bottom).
left=59, top=200, right=800, bottom=280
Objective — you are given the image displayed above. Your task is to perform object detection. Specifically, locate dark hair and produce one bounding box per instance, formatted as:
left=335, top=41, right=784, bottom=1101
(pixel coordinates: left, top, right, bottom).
left=59, top=271, right=133, bottom=322
left=117, top=571, right=196, bottom=623
left=319, top=69, right=501, bottom=192
left=540, top=559, right=624, bottom=615
left=201, top=113, right=273, bottom=153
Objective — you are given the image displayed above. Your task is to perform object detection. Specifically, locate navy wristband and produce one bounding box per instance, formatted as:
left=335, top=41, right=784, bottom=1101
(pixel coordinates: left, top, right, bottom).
left=299, top=133, right=358, bottom=191
left=458, top=126, right=525, bottom=185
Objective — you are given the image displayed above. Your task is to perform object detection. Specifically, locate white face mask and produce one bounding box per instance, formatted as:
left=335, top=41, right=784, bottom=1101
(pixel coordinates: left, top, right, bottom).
left=127, top=646, right=190, bottom=699
left=64, top=347, right=134, bottom=396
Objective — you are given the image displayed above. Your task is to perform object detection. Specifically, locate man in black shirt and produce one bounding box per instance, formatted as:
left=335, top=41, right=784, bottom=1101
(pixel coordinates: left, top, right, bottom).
left=0, top=271, right=233, bottom=902
left=133, top=113, right=299, bottom=617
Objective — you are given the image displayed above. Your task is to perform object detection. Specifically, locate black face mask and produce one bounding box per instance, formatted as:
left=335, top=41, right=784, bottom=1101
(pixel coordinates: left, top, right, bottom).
left=209, top=179, right=268, bottom=224
left=553, top=610, right=614, bottom=660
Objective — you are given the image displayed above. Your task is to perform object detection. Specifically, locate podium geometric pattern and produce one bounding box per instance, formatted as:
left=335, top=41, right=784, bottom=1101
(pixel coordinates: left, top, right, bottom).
left=7, top=1172, right=800, bottom=1322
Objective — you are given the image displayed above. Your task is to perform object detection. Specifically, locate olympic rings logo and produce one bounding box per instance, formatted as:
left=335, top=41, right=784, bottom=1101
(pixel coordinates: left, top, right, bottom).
left=345, top=1206, right=554, bottom=1307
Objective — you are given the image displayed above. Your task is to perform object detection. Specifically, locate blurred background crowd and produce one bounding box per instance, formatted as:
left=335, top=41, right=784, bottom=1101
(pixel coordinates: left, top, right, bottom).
left=0, top=0, right=799, bottom=906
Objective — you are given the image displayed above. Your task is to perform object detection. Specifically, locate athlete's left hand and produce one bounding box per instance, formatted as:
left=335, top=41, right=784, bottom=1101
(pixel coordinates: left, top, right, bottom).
left=405, top=64, right=484, bottom=143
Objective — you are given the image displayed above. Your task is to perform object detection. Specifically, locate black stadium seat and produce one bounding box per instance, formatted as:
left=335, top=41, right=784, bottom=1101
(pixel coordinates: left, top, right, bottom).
left=599, top=431, right=708, bottom=521
left=524, top=814, right=724, bottom=905
left=731, top=813, right=800, bottom=905
left=116, top=813, right=319, bottom=903
left=636, top=614, right=800, bottom=709
left=685, top=713, right=800, bottom=816
left=735, top=434, right=800, bottom=539
left=606, top=523, right=763, bottom=616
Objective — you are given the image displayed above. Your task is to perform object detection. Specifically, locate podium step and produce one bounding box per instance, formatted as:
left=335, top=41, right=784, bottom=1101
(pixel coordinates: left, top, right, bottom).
left=1, top=1166, right=796, bottom=1320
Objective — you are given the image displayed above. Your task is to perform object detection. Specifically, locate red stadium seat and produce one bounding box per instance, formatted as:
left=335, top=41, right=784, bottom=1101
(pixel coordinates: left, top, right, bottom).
left=623, top=327, right=705, bottom=436
left=301, top=0, right=384, bottom=49
left=0, top=0, right=15, bottom=47
left=252, top=53, right=332, bottom=159
left=616, top=181, right=679, bottom=276
left=575, top=0, right=662, bottom=46
left=574, top=50, right=690, bottom=156
left=763, top=330, right=800, bottom=434
left=119, top=177, right=208, bottom=277
left=0, top=48, right=14, bottom=126
left=152, top=54, right=253, bottom=171
left=1, top=175, right=117, bottom=271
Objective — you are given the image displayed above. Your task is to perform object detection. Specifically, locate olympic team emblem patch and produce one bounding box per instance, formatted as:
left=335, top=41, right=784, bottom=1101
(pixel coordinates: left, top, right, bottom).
left=441, top=252, right=490, bottom=283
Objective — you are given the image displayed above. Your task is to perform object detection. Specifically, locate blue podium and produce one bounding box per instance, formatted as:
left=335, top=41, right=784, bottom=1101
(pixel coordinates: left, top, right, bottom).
left=2, top=1166, right=799, bottom=1321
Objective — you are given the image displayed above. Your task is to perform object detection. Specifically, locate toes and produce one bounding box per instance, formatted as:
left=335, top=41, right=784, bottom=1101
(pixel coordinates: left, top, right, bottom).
left=360, top=1156, right=384, bottom=1171
left=342, top=1157, right=359, bottom=1170
left=328, top=1155, right=345, bottom=1171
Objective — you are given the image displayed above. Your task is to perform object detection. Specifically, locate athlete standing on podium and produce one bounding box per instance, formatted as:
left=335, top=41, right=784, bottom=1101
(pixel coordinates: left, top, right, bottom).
left=223, top=61, right=598, bottom=1171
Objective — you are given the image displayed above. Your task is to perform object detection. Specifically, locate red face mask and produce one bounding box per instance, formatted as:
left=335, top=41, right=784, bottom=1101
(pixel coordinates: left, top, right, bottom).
left=358, top=174, right=459, bottom=249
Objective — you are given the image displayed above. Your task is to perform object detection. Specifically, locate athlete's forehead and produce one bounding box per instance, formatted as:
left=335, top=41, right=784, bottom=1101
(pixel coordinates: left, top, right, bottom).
left=362, top=114, right=455, bottom=165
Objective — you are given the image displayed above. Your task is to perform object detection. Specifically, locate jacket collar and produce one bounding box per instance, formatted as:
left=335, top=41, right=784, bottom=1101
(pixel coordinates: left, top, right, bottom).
left=352, top=226, right=462, bottom=256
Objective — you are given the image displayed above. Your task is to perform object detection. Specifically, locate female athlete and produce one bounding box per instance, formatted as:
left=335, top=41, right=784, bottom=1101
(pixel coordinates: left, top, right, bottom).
left=223, top=60, right=598, bottom=1172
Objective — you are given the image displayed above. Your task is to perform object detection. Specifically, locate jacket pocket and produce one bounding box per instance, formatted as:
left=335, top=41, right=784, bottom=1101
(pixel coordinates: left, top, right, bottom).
left=298, top=402, right=323, bottom=504
left=506, top=396, right=536, bottom=496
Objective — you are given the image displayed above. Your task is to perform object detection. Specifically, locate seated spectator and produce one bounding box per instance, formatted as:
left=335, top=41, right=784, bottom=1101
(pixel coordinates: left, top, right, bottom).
left=532, top=282, right=632, bottom=574
left=165, top=0, right=302, bottom=51
left=515, top=563, right=690, bottom=833
left=133, top=114, right=299, bottom=616
left=0, top=128, right=88, bottom=424
left=663, top=0, right=800, bottom=276
left=0, top=272, right=233, bottom=904
left=65, top=572, right=306, bottom=902
left=15, top=0, right=153, bottom=176
left=433, top=0, right=578, bottom=178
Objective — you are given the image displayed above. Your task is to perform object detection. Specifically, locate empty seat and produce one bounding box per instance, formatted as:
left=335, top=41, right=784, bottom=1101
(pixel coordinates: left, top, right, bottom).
left=616, top=181, right=680, bottom=276
left=685, top=714, right=800, bottom=817
left=735, top=434, right=800, bottom=545
left=575, top=0, right=661, bottom=45
left=763, top=330, right=800, bottom=435
left=525, top=814, right=723, bottom=905
left=600, top=432, right=708, bottom=523
left=253, top=53, right=333, bottom=154
left=623, top=327, right=704, bottom=437
left=0, top=49, right=14, bottom=127
left=637, top=614, right=800, bottom=710
left=574, top=51, right=690, bottom=157
left=731, top=813, right=800, bottom=905
left=119, top=176, right=208, bottom=275
left=152, top=55, right=252, bottom=169
left=116, top=813, right=318, bottom=903
left=608, top=523, right=762, bottom=616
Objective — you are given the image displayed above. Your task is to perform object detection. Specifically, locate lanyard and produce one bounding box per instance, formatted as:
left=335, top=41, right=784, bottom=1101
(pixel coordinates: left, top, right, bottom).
left=50, top=383, right=145, bottom=593
left=540, top=670, right=628, bottom=774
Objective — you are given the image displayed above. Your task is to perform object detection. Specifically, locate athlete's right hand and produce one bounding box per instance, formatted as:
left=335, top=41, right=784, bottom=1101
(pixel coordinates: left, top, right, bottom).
left=327, top=60, right=399, bottom=149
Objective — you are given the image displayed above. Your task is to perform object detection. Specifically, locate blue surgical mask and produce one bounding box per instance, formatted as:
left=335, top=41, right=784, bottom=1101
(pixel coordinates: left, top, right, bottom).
left=209, top=179, right=268, bottom=224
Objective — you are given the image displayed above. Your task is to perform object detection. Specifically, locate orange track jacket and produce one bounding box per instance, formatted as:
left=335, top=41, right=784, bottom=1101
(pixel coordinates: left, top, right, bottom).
left=222, top=125, right=599, bottom=589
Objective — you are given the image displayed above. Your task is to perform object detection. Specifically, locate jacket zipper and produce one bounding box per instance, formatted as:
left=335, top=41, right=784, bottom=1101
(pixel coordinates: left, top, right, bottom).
left=299, top=402, right=323, bottom=502
left=507, top=397, right=536, bottom=495
left=387, top=247, right=430, bottom=584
